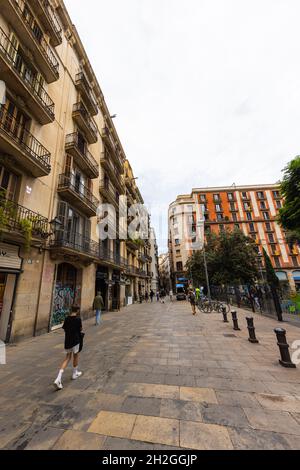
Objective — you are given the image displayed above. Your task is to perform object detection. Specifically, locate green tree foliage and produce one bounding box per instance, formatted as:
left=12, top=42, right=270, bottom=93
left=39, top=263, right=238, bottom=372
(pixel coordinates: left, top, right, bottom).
left=262, top=248, right=279, bottom=288
left=186, top=228, right=259, bottom=286
left=279, top=156, right=300, bottom=244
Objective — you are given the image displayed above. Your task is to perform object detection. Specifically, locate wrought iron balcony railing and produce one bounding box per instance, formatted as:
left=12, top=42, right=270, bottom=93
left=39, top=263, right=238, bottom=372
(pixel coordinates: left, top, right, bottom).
left=0, top=109, right=51, bottom=174
left=57, top=174, right=99, bottom=215
left=39, top=0, right=62, bottom=43
left=65, top=133, right=99, bottom=178
left=75, top=72, right=98, bottom=116
left=0, top=196, right=49, bottom=237
left=11, top=0, right=59, bottom=78
left=0, top=27, right=55, bottom=119
left=72, top=102, right=98, bottom=143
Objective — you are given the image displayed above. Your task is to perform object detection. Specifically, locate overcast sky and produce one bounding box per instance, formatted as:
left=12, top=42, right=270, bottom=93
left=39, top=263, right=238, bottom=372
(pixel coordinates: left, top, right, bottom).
left=65, top=0, right=300, bottom=252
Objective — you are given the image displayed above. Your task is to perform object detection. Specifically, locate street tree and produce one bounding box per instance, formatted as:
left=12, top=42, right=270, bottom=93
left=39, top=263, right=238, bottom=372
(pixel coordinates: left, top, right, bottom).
left=186, top=228, right=259, bottom=287
left=278, top=156, right=300, bottom=244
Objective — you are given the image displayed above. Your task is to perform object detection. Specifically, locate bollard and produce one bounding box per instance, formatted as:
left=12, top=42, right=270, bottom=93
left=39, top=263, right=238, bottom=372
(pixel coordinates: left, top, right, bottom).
left=274, top=328, right=296, bottom=368
left=246, top=317, right=259, bottom=344
left=231, top=311, right=241, bottom=331
left=222, top=307, right=229, bottom=323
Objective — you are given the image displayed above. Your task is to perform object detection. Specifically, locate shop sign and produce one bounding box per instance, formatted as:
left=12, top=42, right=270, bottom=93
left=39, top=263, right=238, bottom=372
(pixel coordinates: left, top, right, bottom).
left=0, top=243, right=22, bottom=271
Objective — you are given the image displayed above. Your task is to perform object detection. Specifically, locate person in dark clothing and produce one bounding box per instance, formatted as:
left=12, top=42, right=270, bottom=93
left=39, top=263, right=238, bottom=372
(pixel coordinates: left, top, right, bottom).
left=188, top=289, right=197, bottom=315
left=54, top=306, right=83, bottom=390
left=145, top=292, right=149, bottom=303
left=150, top=290, right=154, bottom=302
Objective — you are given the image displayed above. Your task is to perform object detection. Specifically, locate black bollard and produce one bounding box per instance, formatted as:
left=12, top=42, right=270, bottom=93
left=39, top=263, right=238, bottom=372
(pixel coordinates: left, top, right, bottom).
left=222, top=307, right=229, bottom=323
left=246, top=317, right=259, bottom=344
left=274, top=328, right=296, bottom=368
left=231, top=311, right=241, bottom=331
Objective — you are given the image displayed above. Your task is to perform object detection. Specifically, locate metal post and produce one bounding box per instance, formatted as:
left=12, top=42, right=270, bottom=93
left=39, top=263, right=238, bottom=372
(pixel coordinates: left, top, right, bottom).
left=246, top=317, right=259, bottom=344
left=274, top=328, right=296, bottom=368
left=231, top=310, right=241, bottom=331
left=222, top=306, right=229, bottom=323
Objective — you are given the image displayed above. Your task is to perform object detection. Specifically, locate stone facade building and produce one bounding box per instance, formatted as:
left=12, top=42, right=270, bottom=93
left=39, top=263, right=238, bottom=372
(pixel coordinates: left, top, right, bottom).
left=0, top=0, right=154, bottom=342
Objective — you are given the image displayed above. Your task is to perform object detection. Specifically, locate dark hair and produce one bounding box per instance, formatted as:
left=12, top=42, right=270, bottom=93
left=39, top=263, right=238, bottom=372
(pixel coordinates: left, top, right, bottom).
left=71, top=305, right=80, bottom=314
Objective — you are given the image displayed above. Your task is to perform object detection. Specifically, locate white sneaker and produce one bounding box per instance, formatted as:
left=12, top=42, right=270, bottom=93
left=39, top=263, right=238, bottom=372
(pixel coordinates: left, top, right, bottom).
left=72, top=371, right=83, bottom=380
left=54, top=378, right=63, bottom=390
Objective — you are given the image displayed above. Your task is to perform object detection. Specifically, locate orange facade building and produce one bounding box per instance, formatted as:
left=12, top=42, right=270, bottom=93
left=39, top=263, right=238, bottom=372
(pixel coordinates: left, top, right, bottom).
left=169, top=184, right=300, bottom=292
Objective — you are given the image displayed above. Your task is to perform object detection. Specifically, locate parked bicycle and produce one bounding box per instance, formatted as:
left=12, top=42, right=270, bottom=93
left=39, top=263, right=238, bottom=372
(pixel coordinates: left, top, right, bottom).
left=197, top=297, right=230, bottom=314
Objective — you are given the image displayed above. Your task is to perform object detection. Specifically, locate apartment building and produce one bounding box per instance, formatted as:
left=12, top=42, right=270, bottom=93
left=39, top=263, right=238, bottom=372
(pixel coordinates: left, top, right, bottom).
left=123, top=160, right=152, bottom=303
left=169, top=184, right=300, bottom=292
left=0, top=0, right=152, bottom=342
left=158, top=253, right=171, bottom=292
left=149, top=227, right=159, bottom=294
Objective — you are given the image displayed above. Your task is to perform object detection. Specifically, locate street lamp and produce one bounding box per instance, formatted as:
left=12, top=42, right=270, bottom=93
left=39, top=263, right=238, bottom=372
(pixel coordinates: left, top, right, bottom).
left=257, top=252, right=265, bottom=284
left=49, top=217, right=62, bottom=235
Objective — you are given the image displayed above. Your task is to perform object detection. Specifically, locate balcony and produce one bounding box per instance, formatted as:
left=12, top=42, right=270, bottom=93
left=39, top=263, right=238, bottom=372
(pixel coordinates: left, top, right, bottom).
left=57, top=174, right=99, bottom=218
left=101, top=127, right=124, bottom=174
left=72, top=102, right=98, bottom=144
left=0, top=111, right=51, bottom=176
left=50, top=230, right=98, bottom=263
left=28, top=0, right=62, bottom=46
left=0, top=196, right=48, bottom=243
left=75, top=73, right=98, bottom=116
left=101, top=150, right=124, bottom=193
left=0, top=27, right=55, bottom=124
left=65, top=133, right=99, bottom=179
left=0, top=0, right=59, bottom=83
left=99, top=178, right=120, bottom=208
left=98, top=246, right=127, bottom=268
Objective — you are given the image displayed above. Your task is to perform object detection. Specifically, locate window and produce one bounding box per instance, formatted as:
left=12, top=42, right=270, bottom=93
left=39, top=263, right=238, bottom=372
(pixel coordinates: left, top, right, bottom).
left=205, top=214, right=210, bottom=221
left=265, top=222, right=272, bottom=232
left=274, top=257, right=281, bottom=268
left=0, top=167, right=19, bottom=201
left=291, top=257, right=299, bottom=267
left=263, top=212, right=270, bottom=220
left=176, top=249, right=181, bottom=255
left=273, top=190, right=280, bottom=199
left=230, top=202, right=236, bottom=211
left=257, top=191, right=265, bottom=200
left=219, top=224, right=225, bottom=232
left=175, top=239, right=180, bottom=246
left=200, top=204, right=207, bottom=214
left=260, top=201, right=266, bottom=210
left=246, top=212, right=252, bottom=221
left=216, top=213, right=223, bottom=221
left=176, top=262, right=183, bottom=271
left=232, top=213, right=238, bottom=222
left=227, top=193, right=234, bottom=201
left=241, top=192, right=248, bottom=200
left=271, top=244, right=277, bottom=254
left=249, top=222, right=255, bottom=233
left=244, top=202, right=251, bottom=211
left=268, top=233, right=275, bottom=243
left=213, top=194, right=220, bottom=202
left=215, top=204, right=222, bottom=212
left=276, top=200, right=282, bottom=209
left=200, top=194, right=206, bottom=202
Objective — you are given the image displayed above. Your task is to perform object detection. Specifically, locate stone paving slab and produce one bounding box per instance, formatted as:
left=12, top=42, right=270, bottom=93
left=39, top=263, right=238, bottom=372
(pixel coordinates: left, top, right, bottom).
left=0, top=300, right=300, bottom=449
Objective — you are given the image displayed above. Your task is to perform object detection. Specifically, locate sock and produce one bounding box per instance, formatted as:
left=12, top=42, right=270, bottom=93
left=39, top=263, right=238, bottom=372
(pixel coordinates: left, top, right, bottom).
left=73, top=367, right=78, bottom=374
left=56, top=369, right=64, bottom=382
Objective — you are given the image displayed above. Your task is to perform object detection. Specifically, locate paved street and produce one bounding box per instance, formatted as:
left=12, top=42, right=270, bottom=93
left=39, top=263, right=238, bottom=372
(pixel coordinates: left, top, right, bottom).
left=1, top=300, right=300, bottom=450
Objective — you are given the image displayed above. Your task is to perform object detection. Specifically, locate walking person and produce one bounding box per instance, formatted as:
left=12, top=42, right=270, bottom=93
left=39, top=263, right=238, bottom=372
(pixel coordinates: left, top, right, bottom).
left=150, top=290, right=154, bottom=302
left=169, top=289, right=173, bottom=302
left=188, top=289, right=197, bottom=315
left=156, top=291, right=160, bottom=302
left=160, top=289, right=166, bottom=304
left=93, top=291, right=104, bottom=326
left=54, top=306, right=83, bottom=390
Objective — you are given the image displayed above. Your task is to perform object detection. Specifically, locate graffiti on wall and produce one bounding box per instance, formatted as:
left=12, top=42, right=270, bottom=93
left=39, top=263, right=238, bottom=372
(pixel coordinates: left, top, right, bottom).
left=51, top=285, right=81, bottom=327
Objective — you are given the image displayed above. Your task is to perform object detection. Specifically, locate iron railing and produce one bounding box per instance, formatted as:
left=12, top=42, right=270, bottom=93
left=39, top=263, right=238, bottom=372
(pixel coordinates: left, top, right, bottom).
left=0, top=196, right=48, bottom=236
left=57, top=174, right=99, bottom=211
left=73, top=102, right=98, bottom=139
left=0, top=26, right=55, bottom=118
left=40, top=0, right=62, bottom=40
left=12, top=0, right=59, bottom=76
left=0, top=109, right=51, bottom=171
left=100, top=178, right=120, bottom=203
left=65, top=133, right=99, bottom=175
left=75, top=72, right=98, bottom=113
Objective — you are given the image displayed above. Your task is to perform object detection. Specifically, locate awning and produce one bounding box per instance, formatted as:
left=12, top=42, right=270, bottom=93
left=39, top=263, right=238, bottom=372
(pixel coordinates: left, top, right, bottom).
left=293, top=270, right=300, bottom=281
left=176, top=284, right=184, bottom=288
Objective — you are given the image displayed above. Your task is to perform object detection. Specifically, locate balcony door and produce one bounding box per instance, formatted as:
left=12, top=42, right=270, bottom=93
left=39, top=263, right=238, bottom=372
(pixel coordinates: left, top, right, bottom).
left=0, top=98, right=29, bottom=143
left=0, top=166, right=19, bottom=202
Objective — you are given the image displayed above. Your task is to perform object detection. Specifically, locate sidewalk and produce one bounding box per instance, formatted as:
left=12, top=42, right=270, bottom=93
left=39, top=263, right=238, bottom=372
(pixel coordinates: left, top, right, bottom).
left=0, top=300, right=300, bottom=450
